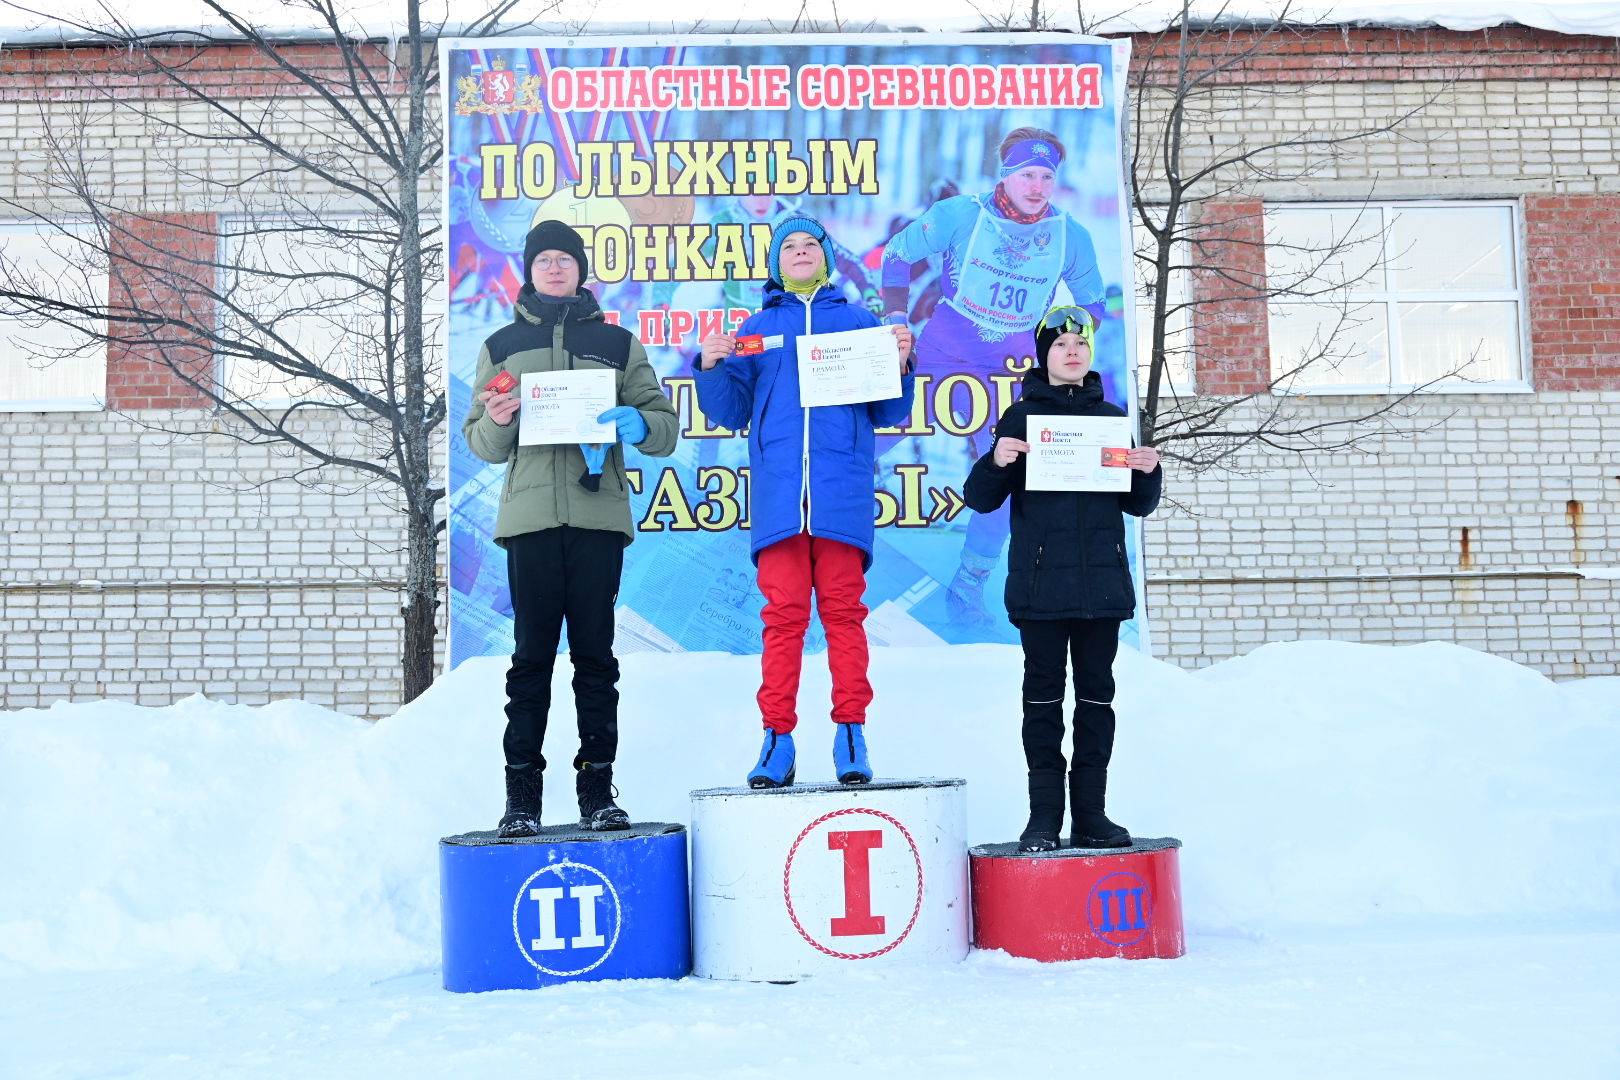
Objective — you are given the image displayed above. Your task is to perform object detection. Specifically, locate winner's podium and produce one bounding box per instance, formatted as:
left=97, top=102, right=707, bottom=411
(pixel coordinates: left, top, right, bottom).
left=439, top=822, right=691, bottom=993
left=970, top=837, right=1185, bottom=962
left=690, top=779, right=969, bottom=981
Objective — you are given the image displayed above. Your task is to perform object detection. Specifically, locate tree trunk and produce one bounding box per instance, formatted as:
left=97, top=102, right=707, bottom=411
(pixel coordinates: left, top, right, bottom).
left=397, top=0, right=438, bottom=706
left=401, top=509, right=439, bottom=703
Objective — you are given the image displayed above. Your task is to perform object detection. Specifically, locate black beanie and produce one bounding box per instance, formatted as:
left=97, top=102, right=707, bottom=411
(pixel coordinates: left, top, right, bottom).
left=523, top=219, right=589, bottom=287
left=1034, top=324, right=1063, bottom=368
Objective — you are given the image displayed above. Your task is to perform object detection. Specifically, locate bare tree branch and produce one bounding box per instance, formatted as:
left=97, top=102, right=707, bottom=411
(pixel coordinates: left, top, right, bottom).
left=0, top=0, right=566, bottom=702
left=1117, top=0, right=1467, bottom=471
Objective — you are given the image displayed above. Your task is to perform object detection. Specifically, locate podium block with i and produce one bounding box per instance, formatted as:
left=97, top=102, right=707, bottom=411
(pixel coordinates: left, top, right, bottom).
left=690, top=779, right=969, bottom=982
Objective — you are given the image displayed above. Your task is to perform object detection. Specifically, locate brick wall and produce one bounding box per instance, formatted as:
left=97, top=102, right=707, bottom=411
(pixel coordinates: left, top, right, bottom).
left=2, top=583, right=413, bottom=713
left=1142, top=390, right=1620, bottom=676
left=1189, top=199, right=1270, bottom=396
left=0, top=42, right=398, bottom=101
left=0, top=410, right=443, bottom=716
left=1524, top=195, right=1620, bottom=390
left=1145, top=573, right=1620, bottom=677
left=4, top=33, right=1620, bottom=708
left=106, top=213, right=216, bottom=410
left=1131, top=25, right=1620, bottom=83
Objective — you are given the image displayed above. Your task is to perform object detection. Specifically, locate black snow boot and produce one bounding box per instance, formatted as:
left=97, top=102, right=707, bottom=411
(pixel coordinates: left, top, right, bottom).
left=1068, top=766, right=1131, bottom=848
left=1018, top=770, right=1066, bottom=852
left=577, top=762, right=631, bottom=831
left=498, top=765, right=543, bottom=838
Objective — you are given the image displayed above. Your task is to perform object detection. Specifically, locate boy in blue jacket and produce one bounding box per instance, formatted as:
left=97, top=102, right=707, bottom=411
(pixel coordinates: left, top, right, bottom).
left=696, top=218, right=915, bottom=787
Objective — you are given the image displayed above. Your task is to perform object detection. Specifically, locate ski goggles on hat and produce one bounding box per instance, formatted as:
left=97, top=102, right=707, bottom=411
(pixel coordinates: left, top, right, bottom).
left=1036, top=305, right=1097, bottom=352
left=999, top=138, right=1063, bottom=177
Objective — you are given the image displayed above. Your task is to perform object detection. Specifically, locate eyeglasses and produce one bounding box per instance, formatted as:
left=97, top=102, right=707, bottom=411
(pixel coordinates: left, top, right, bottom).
left=532, top=255, right=576, bottom=271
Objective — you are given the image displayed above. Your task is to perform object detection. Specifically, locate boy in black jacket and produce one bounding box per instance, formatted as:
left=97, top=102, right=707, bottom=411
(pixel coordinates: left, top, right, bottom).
left=963, top=307, right=1163, bottom=851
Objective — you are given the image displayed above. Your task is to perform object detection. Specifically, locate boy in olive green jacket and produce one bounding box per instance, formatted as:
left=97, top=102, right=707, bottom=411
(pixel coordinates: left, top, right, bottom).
left=462, top=219, right=677, bottom=837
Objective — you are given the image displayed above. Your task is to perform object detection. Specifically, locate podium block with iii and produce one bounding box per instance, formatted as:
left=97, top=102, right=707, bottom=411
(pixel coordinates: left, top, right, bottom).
left=439, top=823, right=691, bottom=992
left=971, top=837, right=1185, bottom=961
left=691, top=779, right=969, bottom=982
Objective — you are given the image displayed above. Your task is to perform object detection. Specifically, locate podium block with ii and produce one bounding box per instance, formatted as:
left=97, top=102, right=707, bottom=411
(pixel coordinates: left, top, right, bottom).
left=439, top=823, right=691, bottom=992
left=690, top=779, right=969, bottom=982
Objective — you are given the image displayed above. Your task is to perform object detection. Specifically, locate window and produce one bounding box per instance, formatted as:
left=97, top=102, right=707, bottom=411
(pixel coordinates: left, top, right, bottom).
left=0, top=224, right=107, bottom=410
left=219, top=221, right=372, bottom=403
left=1265, top=201, right=1527, bottom=393
left=220, top=218, right=444, bottom=405
left=1134, top=222, right=1193, bottom=396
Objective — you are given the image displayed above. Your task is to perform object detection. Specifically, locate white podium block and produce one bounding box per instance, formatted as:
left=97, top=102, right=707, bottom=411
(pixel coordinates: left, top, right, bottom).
left=690, top=778, right=969, bottom=981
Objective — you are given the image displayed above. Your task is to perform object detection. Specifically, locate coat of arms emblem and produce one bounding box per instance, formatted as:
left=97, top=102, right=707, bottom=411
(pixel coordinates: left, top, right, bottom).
left=455, top=55, right=544, bottom=116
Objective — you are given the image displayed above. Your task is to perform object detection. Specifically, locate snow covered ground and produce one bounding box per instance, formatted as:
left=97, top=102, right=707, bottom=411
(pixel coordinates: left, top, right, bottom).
left=4, top=639, right=1619, bottom=1077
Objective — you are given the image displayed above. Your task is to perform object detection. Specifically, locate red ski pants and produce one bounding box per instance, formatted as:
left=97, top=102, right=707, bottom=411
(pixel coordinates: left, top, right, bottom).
left=756, top=532, right=871, bottom=733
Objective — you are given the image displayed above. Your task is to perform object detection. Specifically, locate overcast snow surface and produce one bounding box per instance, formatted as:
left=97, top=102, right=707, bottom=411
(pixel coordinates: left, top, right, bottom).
left=3, top=639, right=1619, bottom=1076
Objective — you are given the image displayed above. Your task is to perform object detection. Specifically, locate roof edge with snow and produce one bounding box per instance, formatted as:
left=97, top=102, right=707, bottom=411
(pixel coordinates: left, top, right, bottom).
left=5, top=3, right=1620, bottom=48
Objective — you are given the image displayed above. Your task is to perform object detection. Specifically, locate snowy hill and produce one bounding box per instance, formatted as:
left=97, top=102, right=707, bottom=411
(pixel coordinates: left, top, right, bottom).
left=2, top=639, right=1616, bottom=977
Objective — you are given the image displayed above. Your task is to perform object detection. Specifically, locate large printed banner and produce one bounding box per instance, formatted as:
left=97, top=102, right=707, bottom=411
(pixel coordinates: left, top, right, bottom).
left=443, top=33, right=1143, bottom=666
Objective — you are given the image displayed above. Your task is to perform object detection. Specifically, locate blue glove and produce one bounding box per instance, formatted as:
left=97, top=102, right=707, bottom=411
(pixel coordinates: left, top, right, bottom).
left=579, top=443, right=608, bottom=474
left=576, top=442, right=608, bottom=492
left=597, top=405, right=648, bottom=447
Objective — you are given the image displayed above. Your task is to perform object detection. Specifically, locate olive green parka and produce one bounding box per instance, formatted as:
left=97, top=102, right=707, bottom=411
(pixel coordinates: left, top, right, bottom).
left=462, top=286, right=677, bottom=546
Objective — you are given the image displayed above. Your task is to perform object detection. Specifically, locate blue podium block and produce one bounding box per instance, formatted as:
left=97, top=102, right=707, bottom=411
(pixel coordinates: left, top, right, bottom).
left=439, top=822, right=691, bottom=993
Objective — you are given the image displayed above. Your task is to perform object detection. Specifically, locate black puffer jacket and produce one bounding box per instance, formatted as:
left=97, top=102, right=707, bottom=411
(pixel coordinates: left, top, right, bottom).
left=963, top=370, right=1163, bottom=622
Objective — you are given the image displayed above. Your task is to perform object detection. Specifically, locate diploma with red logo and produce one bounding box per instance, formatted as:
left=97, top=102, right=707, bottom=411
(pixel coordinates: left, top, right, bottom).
left=1025, top=415, right=1135, bottom=492
left=795, top=325, right=902, bottom=408
left=518, top=369, right=616, bottom=446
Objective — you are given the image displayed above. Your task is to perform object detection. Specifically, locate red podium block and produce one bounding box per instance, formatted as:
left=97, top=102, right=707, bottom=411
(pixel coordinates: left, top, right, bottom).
left=969, top=837, right=1184, bottom=962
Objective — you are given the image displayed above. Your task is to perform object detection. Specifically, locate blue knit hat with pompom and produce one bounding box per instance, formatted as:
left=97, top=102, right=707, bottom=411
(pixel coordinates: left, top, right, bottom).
left=766, top=216, right=837, bottom=286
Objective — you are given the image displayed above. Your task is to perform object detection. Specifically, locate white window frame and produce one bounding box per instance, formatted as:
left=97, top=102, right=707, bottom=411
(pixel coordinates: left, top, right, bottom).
left=0, top=220, right=107, bottom=412
left=1134, top=241, right=1193, bottom=396
left=1264, top=199, right=1532, bottom=395
left=218, top=215, right=444, bottom=408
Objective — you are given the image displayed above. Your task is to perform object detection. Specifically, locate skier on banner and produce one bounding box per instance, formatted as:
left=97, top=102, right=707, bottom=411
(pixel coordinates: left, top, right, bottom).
left=694, top=217, right=916, bottom=788
left=860, top=178, right=961, bottom=326
left=962, top=305, right=1162, bottom=851
left=462, top=219, right=679, bottom=838
left=654, top=193, right=878, bottom=316
left=881, top=128, right=1107, bottom=630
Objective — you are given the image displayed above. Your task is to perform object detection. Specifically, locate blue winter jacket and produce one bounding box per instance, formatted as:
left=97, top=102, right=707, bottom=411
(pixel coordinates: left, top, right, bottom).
left=694, top=281, right=916, bottom=569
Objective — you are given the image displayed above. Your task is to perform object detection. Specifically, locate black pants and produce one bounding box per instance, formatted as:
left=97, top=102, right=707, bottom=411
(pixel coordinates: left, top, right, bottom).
left=503, top=526, right=624, bottom=772
left=1015, top=617, right=1122, bottom=774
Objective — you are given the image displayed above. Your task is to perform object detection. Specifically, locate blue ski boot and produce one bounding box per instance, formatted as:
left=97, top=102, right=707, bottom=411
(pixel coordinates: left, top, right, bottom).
left=748, top=730, right=796, bottom=789
left=833, top=722, right=872, bottom=785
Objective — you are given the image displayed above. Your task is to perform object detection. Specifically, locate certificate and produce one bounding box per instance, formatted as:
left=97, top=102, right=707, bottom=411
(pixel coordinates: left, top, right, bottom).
left=518, top=369, right=616, bottom=446
left=1025, top=415, right=1135, bottom=493
left=795, top=325, right=903, bottom=408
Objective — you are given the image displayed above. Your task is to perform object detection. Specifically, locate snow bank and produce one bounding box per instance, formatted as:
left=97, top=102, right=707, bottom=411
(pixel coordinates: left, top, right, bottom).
left=2, top=640, right=1617, bottom=976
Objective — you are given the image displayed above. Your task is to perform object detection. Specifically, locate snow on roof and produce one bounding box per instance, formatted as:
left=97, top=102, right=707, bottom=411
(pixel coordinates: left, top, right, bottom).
left=1083, top=2, right=1620, bottom=35
left=4, top=0, right=1620, bottom=44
